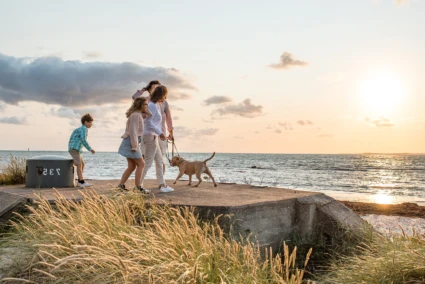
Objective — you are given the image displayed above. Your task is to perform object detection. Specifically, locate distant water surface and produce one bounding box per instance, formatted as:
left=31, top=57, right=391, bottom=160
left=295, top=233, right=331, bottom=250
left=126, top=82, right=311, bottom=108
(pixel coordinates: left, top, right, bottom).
left=1, top=151, right=424, bottom=202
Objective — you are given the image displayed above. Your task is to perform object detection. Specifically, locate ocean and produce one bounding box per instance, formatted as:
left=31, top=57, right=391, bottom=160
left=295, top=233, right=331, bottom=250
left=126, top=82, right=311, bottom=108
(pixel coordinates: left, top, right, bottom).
left=1, top=151, right=425, bottom=203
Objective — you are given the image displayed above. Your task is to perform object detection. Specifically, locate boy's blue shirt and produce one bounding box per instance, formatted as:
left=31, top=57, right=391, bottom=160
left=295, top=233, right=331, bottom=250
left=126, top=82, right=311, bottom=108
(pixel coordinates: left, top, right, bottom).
left=68, top=125, right=92, bottom=153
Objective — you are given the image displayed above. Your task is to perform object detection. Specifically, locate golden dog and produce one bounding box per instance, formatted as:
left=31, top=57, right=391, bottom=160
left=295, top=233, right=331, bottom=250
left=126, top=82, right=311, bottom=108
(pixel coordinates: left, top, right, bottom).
left=171, top=152, right=217, bottom=187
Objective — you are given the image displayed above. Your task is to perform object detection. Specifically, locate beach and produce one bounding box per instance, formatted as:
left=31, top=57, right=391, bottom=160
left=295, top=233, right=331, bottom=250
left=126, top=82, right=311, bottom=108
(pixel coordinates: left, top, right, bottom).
left=340, top=200, right=425, bottom=235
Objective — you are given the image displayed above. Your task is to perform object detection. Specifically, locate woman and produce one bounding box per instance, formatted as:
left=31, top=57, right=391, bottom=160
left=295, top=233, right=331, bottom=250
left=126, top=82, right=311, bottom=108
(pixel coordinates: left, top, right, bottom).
left=117, top=97, right=150, bottom=193
left=141, top=85, right=174, bottom=193
left=133, top=80, right=174, bottom=174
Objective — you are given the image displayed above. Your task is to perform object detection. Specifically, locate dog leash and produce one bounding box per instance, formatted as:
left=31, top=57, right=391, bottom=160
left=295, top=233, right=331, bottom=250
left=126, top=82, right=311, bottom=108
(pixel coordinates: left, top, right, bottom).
left=165, top=138, right=180, bottom=166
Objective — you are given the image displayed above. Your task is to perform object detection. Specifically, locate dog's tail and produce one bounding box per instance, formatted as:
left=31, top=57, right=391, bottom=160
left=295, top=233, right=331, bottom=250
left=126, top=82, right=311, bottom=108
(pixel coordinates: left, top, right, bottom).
left=203, top=152, right=216, bottom=163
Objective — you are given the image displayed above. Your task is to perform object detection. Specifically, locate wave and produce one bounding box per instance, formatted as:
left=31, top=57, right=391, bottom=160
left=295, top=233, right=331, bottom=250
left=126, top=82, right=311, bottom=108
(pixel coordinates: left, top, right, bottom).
left=249, top=166, right=276, bottom=170
left=369, top=186, right=405, bottom=189
left=310, top=167, right=367, bottom=172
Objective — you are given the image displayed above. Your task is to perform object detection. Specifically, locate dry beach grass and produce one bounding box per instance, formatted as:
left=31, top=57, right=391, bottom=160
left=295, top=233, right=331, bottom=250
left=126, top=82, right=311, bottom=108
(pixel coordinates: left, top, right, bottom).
left=1, top=190, right=312, bottom=283
left=0, top=155, right=26, bottom=185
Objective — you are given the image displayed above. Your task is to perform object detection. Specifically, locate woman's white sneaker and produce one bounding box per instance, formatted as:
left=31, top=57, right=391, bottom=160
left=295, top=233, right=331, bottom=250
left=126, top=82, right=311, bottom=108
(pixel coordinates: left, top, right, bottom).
left=160, top=185, right=174, bottom=193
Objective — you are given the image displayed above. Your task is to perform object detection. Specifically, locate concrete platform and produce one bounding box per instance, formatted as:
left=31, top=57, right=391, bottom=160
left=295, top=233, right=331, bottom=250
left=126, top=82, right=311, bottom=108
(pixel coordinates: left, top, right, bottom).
left=0, top=179, right=367, bottom=252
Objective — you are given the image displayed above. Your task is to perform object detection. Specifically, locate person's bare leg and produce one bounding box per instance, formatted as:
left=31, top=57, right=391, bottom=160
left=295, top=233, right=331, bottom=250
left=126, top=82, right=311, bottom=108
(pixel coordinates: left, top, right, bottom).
left=120, top=158, right=136, bottom=185
left=134, top=158, right=145, bottom=186
left=76, top=164, right=84, bottom=181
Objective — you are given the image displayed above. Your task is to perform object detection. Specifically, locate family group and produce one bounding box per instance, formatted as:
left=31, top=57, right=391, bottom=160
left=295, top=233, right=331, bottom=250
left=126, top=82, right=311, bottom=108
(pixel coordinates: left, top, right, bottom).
left=67, top=80, right=175, bottom=194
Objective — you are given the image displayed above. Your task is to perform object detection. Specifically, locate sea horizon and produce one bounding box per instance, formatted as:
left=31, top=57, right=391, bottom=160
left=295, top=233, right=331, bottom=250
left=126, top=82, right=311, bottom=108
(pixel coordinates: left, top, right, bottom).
left=1, top=150, right=424, bottom=155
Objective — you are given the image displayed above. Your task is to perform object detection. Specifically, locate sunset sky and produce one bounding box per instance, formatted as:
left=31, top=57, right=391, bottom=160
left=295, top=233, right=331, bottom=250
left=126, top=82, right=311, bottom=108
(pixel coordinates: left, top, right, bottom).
left=0, top=0, right=424, bottom=153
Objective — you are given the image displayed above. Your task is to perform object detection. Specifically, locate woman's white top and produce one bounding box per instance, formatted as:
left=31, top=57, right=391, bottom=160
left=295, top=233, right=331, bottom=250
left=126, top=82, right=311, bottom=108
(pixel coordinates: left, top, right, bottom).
left=143, top=101, right=163, bottom=136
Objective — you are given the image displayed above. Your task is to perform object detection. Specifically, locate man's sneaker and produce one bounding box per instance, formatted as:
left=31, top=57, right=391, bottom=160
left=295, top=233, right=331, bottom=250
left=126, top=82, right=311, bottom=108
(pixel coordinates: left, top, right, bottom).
left=160, top=185, right=174, bottom=193
left=78, top=182, right=93, bottom=187
left=135, top=186, right=150, bottom=195
left=117, top=184, right=128, bottom=191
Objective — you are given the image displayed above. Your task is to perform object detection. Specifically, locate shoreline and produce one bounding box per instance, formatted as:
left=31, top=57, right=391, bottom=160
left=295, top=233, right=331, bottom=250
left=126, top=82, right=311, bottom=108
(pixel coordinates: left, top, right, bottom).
left=309, top=188, right=425, bottom=206
left=339, top=200, right=425, bottom=218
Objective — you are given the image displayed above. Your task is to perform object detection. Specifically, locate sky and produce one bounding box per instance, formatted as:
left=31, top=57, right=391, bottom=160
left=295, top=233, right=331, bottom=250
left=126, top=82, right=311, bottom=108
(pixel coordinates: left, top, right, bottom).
left=0, top=0, right=424, bottom=154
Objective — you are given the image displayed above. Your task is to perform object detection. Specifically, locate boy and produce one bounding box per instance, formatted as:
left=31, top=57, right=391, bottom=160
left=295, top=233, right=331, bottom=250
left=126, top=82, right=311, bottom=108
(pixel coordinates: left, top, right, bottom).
left=68, top=113, right=96, bottom=187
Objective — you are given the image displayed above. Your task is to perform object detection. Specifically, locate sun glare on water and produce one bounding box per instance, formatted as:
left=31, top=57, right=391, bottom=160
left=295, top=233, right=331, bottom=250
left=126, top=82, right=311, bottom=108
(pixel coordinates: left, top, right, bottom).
left=371, top=192, right=395, bottom=204
left=360, top=74, right=406, bottom=115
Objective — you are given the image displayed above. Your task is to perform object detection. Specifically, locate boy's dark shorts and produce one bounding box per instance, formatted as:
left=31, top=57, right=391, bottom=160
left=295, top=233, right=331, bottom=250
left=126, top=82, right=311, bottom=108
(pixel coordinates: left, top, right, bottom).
left=69, top=150, right=84, bottom=165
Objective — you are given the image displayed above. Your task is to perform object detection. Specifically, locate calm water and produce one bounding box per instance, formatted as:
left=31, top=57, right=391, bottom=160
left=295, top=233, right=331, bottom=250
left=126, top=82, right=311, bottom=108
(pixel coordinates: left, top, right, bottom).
left=1, top=151, right=425, bottom=199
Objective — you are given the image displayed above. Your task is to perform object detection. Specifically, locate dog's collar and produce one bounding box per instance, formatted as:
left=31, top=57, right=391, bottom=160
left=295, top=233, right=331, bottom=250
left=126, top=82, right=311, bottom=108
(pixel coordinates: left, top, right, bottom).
left=177, top=158, right=185, bottom=165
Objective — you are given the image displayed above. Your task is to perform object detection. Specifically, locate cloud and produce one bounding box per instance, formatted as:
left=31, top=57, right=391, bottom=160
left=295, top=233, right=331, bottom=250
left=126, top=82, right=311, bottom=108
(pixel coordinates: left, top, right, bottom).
left=50, top=105, right=124, bottom=130
left=297, top=120, right=313, bottom=126
left=173, top=116, right=179, bottom=120
left=197, top=128, right=219, bottom=136
left=169, top=104, right=183, bottom=111
left=267, top=122, right=291, bottom=134
left=82, top=51, right=102, bottom=59
left=278, top=122, right=293, bottom=131
left=0, top=53, right=194, bottom=107
left=269, top=52, right=308, bottom=69
left=203, top=96, right=233, bottom=106
left=168, top=92, right=192, bottom=100
left=0, top=102, right=5, bottom=111
left=365, top=117, right=395, bottom=127
left=174, top=126, right=219, bottom=138
left=212, top=99, right=263, bottom=118
left=203, top=119, right=214, bottom=123
left=0, top=116, right=27, bottom=125
left=50, top=107, right=78, bottom=118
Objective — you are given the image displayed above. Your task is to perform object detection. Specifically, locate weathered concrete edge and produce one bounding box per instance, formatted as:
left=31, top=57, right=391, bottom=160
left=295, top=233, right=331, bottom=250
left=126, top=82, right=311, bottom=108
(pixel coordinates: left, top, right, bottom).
left=0, top=192, right=29, bottom=226
left=297, top=193, right=368, bottom=233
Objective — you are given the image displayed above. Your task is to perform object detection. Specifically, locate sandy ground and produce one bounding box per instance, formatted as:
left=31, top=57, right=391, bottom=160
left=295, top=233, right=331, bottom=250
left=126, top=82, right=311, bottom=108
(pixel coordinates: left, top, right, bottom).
left=361, top=214, right=425, bottom=236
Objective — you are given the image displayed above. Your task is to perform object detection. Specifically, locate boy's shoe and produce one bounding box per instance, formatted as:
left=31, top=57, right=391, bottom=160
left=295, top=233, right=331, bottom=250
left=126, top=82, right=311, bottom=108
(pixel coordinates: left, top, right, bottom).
left=78, top=182, right=93, bottom=187
left=135, top=186, right=150, bottom=195
left=160, top=185, right=174, bottom=193
left=117, top=184, right=128, bottom=191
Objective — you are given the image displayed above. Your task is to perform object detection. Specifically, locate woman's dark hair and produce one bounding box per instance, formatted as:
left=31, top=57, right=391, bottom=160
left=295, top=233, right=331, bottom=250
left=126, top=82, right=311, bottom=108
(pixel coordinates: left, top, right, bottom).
left=81, top=113, right=94, bottom=124
left=145, top=80, right=161, bottom=92
left=150, top=85, right=168, bottom=103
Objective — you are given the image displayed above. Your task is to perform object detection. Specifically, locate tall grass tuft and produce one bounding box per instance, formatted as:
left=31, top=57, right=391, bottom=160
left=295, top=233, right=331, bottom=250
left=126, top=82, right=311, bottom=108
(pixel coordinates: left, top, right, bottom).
left=316, top=228, right=425, bottom=283
left=0, top=154, right=26, bottom=185
left=3, top=190, right=313, bottom=283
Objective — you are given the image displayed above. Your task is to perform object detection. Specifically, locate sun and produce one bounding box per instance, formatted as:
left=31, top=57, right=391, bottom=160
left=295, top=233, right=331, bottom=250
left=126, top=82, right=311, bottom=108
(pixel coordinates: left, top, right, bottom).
left=359, top=74, right=405, bottom=115
left=370, top=192, right=395, bottom=205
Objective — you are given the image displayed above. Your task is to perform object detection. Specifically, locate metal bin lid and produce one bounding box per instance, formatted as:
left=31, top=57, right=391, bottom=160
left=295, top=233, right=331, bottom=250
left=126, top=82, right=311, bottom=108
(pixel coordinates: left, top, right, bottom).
left=27, top=155, right=73, bottom=161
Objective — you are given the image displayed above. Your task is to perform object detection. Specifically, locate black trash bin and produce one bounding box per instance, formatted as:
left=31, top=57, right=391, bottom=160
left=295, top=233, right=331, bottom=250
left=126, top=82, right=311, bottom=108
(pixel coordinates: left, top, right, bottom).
left=26, top=155, right=74, bottom=188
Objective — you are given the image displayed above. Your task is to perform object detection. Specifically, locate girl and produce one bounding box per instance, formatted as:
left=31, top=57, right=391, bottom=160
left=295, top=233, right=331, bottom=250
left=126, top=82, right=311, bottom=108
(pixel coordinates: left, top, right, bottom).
left=141, top=85, right=174, bottom=193
left=117, top=97, right=150, bottom=193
